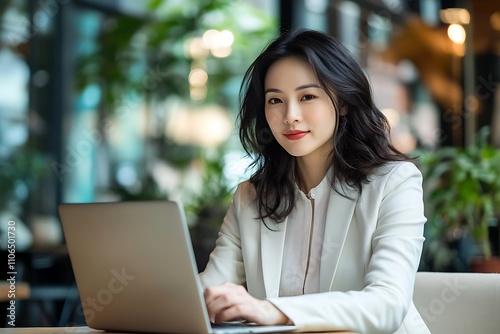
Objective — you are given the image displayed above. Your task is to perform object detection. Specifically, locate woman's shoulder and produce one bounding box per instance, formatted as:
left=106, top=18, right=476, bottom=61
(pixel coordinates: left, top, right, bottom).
left=232, top=180, right=258, bottom=205
left=374, top=160, right=421, bottom=177
left=367, top=161, right=422, bottom=190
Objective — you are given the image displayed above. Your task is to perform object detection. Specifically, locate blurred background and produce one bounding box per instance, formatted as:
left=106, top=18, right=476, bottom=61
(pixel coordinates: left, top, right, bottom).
left=0, top=0, right=499, bottom=327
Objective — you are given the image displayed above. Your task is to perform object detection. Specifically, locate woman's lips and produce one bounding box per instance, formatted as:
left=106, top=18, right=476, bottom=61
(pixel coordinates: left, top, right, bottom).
left=284, top=130, right=309, bottom=140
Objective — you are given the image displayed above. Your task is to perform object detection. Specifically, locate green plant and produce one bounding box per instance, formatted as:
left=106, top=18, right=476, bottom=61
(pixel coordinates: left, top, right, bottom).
left=0, top=149, right=49, bottom=214
left=76, top=0, right=276, bottom=114
left=417, top=127, right=500, bottom=260
left=186, top=151, right=233, bottom=225
left=185, top=151, right=233, bottom=271
left=73, top=0, right=275, bottom=201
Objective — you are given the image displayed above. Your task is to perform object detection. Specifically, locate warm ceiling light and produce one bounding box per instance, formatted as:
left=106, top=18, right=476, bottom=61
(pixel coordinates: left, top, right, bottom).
left=448, top=24, right=466, bottom=44
left=211, top=46, right=232, bottom=58
left=491, top=12, right=500, bottom=31
left=188, top=69, right=208, bottom=87
left=185, top=37, right=208, bottom=59
left=440, top=8, right=470, bottom=25
left=202, top=29, right=220, bottom=48
left=218, top=30, right=234, bottom=47
left=202, top=29, right=234, bottom=58
left=166, top=105, right=233, bottom=147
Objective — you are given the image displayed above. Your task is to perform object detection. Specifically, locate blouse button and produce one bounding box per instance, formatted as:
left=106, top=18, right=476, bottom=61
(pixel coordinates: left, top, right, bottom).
left=308, top=190, right=317, bottom=200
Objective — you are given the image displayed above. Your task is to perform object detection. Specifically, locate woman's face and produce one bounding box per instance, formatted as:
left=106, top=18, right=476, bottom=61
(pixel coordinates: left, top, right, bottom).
left=264, top=57, right=336, bottom=161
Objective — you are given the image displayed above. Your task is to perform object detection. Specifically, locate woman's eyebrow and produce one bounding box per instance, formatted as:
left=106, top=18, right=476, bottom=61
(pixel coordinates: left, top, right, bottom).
left=296, top=84, right=322, bottom=91
left=264, top=88, right=282, bottom=94
left=264, top=84, right=322, bottom=94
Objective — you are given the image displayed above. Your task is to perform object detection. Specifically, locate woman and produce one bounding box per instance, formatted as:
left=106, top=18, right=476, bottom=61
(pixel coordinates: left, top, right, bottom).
left=200, top=29, right=430, bottom=334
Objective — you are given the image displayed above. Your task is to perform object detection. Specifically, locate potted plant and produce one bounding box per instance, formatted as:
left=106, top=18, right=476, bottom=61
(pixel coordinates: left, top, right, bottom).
left=0, top=148, right=49, bottom=250
left=417, top=126, right=500, bottom=272
left=186, top=153, right=233, bottom=272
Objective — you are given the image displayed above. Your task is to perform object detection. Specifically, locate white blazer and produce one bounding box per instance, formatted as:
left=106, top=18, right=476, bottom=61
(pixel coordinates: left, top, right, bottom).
left=199, top=162, right=430, bottom=334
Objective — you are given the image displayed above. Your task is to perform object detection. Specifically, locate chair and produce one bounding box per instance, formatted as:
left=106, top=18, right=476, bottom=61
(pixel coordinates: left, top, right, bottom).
left=413, top=271, right=500, bottom=333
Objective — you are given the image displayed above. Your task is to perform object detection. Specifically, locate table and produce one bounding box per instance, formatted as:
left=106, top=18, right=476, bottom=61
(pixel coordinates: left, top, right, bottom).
left=0, top=327, right=355, bottom=333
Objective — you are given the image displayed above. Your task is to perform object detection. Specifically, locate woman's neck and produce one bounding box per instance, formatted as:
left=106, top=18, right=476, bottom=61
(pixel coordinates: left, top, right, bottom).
left=296, top=155, right=330, bottom=194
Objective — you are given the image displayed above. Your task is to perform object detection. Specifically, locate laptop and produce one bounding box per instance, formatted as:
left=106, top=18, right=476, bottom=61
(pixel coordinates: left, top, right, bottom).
left=58, top=201, right=297, bottom=334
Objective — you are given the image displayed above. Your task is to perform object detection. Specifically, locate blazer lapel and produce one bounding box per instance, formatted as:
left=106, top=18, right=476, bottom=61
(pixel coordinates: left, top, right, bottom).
left=260, top=217, right=288, bottom=298
left=319, top=186, right=359, bottom=292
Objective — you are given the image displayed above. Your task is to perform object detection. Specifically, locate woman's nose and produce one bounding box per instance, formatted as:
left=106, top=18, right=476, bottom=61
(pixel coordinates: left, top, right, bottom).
left=284, top=102, right=301, bottom=124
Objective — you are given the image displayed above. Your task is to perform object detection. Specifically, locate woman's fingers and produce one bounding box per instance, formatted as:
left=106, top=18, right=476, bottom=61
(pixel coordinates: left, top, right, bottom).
left=213, top=303, right=250, bottom=324
left=204, top=283, right=247, bottom=323
left=204, top=283, right=290, bottom=325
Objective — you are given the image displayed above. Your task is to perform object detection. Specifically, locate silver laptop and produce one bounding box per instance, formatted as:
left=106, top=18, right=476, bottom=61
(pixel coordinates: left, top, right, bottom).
left=58, top=201, right=296, bottom=334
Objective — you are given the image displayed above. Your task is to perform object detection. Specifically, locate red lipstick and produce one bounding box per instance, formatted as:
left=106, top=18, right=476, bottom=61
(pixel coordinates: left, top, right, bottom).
left=284, top=130, right=309, bottom=140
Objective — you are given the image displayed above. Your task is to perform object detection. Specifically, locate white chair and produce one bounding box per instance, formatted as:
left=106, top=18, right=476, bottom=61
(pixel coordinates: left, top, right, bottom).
left=413, top=271, right=500, bottom=333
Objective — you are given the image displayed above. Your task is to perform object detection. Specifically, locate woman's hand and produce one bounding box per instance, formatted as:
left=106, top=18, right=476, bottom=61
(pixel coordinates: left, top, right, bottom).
left=204, top=282, right=291, bottom=325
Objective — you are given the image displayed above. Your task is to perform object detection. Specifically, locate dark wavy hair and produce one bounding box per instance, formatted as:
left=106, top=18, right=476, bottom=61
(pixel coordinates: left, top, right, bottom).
left=238, top=29, right=409, bottom=223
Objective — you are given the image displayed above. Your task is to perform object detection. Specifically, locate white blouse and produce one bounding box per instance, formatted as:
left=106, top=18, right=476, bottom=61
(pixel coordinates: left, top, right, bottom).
left=279, top=172, right=332, bottom=297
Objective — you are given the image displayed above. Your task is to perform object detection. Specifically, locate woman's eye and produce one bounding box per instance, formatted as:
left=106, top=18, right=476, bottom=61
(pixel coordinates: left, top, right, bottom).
left=268, top=98, right=282, bottom=104
left=301, top=94, right=316, bottom=101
